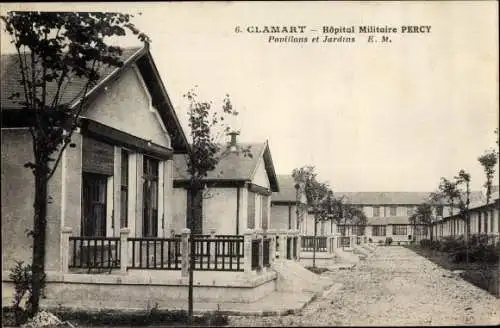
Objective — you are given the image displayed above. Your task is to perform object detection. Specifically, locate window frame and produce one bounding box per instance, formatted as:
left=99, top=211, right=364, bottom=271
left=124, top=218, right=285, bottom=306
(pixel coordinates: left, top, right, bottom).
left=143, top=155, right=160, bottom=237
left=392, top=224, right=407, bottom=236
left=372, top=225, right=386, bottom=236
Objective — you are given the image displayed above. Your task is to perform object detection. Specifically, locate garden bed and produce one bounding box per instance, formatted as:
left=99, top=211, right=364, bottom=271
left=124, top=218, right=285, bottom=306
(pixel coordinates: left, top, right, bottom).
left=305, top=266, right=330, bottom=275
left=406, top=245, right=499, bottom=298
left=2, top=306, right=229, bottom=327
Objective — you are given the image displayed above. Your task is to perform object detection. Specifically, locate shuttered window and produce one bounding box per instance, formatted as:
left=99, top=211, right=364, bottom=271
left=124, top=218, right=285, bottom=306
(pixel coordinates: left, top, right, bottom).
left=247, top=192, right=256, bottom=229
left=143, top=156, right=159, bottom=237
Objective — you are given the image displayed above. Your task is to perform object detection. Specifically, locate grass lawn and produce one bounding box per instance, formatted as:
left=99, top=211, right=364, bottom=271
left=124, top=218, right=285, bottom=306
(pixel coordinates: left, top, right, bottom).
left=406, top=245, right=499, bottom=298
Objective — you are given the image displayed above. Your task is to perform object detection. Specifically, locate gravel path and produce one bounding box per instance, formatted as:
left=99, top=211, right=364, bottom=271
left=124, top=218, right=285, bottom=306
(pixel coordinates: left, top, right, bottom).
left=229, top=246, right=500, bottom=326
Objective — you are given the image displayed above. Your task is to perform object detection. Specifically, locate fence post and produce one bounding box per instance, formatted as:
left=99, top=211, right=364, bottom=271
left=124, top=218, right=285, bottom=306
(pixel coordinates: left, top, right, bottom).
left=120, top=228, right=130, bottom=275
left=181, top=228, right=190, bottom=278
left=60, top=227, right=73, bottom=273
left=209, top=228, right=216, bottom=264
left=256, top=229, right=264, bottom=271
left=269, top=234, right=276, bottom=267
left=279, top=232, right=287, bottom=260
left=296, top=233, right=301, bottom=260
left=244, top=230, right=253, bottom=274
left=326, top=235, right=331, bottom=255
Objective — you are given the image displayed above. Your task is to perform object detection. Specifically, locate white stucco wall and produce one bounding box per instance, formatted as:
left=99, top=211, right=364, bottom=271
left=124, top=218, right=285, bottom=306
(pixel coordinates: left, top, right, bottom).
left=270, top=204, right=291, bottom=230
left=171, top=188, right=187, bottom=234
left=83, top=65, right=171, bottom=149
left=203, top=188, right=238, bottom=235
left=1, top=129, right=62, bottom=271
left=252, top=156, right=270, bottom=189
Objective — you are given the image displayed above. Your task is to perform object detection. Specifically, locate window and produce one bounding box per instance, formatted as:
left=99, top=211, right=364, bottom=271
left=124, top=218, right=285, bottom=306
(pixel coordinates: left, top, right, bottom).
left=373, top=206, right=380, bottom=217
left=372, top=225, right=386, bottom=236
left=261, top=195, right=269, bottom=229
left=392, top=225, right=407, bottom=235
left=352, top=225, right=365, bottom=236
left=338, top=225, right=346, bottom=236
left=143, top=156, right=159, bottom=237
left=120, top=150, right=129, bottom=228
left=247, top=193, right=256, bottom=229
left=478, top=212, right=482, bottom=233
left=389, top=206, right=397, bottom=216
left=436, top=206, right=443, bottom=217
left=82, top=173, right=108, bottom=236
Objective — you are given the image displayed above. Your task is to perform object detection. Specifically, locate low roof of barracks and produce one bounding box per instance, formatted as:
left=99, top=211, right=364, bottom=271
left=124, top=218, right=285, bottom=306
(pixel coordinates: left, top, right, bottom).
left=173, top=141, right=279, bottom=192
left=334, top=191, right=485, bottom=206
left=1, top=45, right=190, bottom=153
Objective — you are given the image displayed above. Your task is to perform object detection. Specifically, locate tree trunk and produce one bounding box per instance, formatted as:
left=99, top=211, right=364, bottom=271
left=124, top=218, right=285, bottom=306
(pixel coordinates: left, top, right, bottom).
left=29, top=169, right=48, bottom=316
left=187, top=186, right=200, bottom=321
left=313, top=218, right=317, bottom=268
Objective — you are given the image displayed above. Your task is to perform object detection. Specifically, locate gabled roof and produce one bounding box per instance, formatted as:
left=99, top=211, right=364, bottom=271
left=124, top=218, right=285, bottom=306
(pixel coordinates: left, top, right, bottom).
left=272, top=174, right=301, bottom=203
left=334, top=191, right=484, bottom=206
left=1, top=45, right=189, bottom=153
left=173, top=141, right=279, bottom=192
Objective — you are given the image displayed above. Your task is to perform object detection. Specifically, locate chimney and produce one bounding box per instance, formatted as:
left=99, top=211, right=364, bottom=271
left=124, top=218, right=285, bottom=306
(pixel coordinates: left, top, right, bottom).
left=228, top=131, right=239, bottom=152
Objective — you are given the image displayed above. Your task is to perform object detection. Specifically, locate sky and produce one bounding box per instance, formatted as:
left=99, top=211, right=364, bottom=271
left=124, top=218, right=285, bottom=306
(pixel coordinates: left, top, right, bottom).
left=1, top=1, right=499, bottom=192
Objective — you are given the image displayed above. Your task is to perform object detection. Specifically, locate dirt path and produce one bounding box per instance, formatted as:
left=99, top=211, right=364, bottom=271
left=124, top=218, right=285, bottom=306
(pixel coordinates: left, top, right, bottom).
left=229, top=246, right=500, bottom=326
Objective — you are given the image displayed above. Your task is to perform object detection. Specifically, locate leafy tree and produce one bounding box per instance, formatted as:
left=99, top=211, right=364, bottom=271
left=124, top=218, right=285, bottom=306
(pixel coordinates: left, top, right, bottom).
left=454, top=170, right=471, bottom=238
left=292, top=166, right=330, bottom=267
left=478, top=151, right=497, bottom=216
left=409, top=203, right=434, bottom=242
left=477, top=129, right=499, bottom=235
left=454, top=169, right=471, bottom=262
left=182, top=88, right=250, bottom=320
left=1, top=11, right=149, bottom=316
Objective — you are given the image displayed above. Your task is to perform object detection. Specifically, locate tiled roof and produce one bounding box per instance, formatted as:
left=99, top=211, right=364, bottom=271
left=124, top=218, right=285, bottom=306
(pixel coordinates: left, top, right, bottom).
left=1, top=47, right=142, bottom=110
left=366, top=216, right=411, bottom=225
left=1, top=46, right=190, bottom=153
left=334, top=191, right=484, bottom=206
left=271, top=175, right=299, bottom=202
left=173, top=142, right=279, bottom=191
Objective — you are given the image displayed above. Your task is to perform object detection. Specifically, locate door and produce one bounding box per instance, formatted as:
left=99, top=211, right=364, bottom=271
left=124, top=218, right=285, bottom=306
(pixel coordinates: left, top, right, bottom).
left=82, top=173, right=108, bottom=236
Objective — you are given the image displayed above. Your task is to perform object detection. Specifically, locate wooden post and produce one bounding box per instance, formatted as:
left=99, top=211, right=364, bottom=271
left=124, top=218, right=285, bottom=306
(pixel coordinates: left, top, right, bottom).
left=120, top=228, right=130, bottom=275
left=296, top=233, right=302, bottom=260
left=181, top=228, right=190, bottom=278
left=60, top=227, right=73, bottom=273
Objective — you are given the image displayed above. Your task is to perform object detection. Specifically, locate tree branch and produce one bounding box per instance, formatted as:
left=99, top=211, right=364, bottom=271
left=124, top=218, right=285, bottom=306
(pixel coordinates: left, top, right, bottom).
left=46, top=59, right=98, bottom=181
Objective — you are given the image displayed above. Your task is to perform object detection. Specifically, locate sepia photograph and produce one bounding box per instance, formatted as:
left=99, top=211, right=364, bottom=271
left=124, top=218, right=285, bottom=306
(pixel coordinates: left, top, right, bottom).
left=1, top=1, right=499, bottom=326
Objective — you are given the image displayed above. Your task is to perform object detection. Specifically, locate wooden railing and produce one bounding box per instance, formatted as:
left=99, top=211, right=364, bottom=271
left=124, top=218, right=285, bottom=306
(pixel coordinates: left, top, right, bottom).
left=338, top=236, right=351, bottom=248
left=65, top=229, right=272, bottom=274
left=301, top=236, right=327, bottom=252
left=69, top=236, right=120, bottom=273
left=190, top=236, right=244, bottom=271
left=127, top=237, right=181, bottom=270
